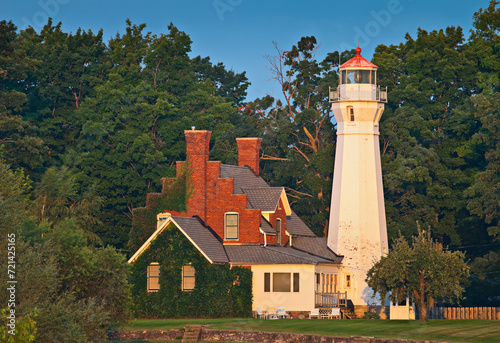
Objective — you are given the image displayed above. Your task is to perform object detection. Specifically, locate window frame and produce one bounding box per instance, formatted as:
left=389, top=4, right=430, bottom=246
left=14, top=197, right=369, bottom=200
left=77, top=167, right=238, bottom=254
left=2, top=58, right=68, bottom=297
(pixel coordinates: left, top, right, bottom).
left=147, top=262, right=160, bottom=293
left=293, top=273, right=300, bottom=292
left=182, top=264, right=196, bottom=291
left=345, top=274, right=351, bottom=288
left=224, top=212, right=239, bottom=240
left=276, top=218, right=281, bottom=245
left=273, top=272, right=291, bottom=292
left=264, top=273, right=271, bottom=292
left=264, top=272, right=300, bottom=293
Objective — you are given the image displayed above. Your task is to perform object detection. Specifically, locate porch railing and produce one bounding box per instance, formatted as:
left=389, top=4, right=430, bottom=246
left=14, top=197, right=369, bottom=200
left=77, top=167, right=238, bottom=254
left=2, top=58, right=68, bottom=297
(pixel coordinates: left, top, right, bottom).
left=315, top=292, right=347, bottom=307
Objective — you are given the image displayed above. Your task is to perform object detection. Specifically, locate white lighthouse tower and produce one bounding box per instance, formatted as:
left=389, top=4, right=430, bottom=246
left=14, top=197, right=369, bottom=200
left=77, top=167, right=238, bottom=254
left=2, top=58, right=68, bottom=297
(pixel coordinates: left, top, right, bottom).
left=327, top=47, right=389, bottom=311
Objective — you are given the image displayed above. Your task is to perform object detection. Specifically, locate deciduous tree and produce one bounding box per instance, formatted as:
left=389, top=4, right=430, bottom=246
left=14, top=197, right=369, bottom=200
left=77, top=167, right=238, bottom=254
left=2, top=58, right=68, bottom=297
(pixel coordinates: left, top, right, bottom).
left=366, top=229, right=469, bottom=321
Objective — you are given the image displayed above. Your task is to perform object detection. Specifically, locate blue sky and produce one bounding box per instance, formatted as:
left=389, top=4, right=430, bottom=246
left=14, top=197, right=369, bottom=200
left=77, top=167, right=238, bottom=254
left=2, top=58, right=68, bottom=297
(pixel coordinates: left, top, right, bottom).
left=2, top=0, right=492, bottom=101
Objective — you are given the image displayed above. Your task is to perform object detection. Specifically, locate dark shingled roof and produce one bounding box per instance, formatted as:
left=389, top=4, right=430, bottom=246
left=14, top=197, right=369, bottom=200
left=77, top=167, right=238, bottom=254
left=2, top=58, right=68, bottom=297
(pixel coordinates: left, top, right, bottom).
left=220, top=164, right=268, bottom=194
left=260, top=216, right=275, bottom=235
left=286, top=211, right=316, bottom=237
left=166, top=216, right=340, bottom=265
left=242, top=187, right=283, bottom=211
left=171, top=216, right=228, bottom=264
left=290, top=236, right=343, bottom=263
left=224, top=245, right=340, bottom=264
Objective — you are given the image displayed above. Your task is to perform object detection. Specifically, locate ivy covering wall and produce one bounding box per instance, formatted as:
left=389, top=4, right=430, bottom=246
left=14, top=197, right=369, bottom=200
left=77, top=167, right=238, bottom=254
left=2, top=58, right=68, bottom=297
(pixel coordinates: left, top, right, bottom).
left=129, top=222, right=252, bottom=318
left=129, top=165, right=192, bottom=252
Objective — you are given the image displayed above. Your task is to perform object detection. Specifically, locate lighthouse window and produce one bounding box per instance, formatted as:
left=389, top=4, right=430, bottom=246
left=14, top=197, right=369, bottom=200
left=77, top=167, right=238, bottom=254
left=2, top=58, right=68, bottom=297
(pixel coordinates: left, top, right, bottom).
left=359, top=70, right=371, bottom=83
left=347, top=70, right=371, bottom=84
left=347, top=106, right=355, bottom=121
left=371, top=70, right=376, bottom=84
left=346, top=71, right=356, bottom=84
left=341, top=70, right=347, bottom=84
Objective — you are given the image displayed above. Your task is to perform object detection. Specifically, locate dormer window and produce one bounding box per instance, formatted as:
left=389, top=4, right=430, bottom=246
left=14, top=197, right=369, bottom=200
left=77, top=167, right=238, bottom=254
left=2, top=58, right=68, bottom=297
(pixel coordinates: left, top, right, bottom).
left=225, top=213, right=239, bottom=240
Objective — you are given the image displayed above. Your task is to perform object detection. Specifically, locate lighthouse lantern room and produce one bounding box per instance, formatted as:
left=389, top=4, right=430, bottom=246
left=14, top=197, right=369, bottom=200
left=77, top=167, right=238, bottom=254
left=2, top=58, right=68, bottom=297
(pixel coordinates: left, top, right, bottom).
left=329, top=46, right=387, bottom=103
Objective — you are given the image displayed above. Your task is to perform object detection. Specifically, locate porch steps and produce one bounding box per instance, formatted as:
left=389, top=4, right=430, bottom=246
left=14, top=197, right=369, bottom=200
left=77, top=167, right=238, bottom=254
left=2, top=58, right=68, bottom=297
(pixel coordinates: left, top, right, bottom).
left=182, top=325, right=202, bottom=342
left=341, top=308, right=357, bottom=319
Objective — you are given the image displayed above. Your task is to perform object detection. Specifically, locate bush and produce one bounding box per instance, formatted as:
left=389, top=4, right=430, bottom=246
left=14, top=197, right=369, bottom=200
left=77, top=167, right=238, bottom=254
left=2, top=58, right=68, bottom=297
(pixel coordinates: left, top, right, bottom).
left=363, top=311, right=380, bottom=319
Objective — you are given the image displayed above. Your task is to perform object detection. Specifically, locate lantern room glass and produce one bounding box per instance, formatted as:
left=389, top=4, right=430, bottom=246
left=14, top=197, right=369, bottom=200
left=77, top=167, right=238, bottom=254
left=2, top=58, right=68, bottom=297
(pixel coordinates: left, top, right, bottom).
left=340, top=70, right=376, bottom=84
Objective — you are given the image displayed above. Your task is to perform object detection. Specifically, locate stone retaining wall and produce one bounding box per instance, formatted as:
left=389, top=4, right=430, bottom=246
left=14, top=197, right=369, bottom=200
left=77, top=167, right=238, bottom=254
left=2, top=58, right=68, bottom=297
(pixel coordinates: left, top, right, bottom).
left=109, top=328, right=449, bottom=343
left=200, top=329, right=447, bottom=343
left=108, top=329, right=182, bottom=341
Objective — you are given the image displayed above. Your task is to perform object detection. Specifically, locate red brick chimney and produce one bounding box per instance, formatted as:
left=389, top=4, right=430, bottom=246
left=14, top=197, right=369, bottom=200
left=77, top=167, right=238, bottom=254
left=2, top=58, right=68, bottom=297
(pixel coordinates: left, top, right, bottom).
left=184, top=129, right=211, bottom=222
left=236, top=138, right=262, bottom=175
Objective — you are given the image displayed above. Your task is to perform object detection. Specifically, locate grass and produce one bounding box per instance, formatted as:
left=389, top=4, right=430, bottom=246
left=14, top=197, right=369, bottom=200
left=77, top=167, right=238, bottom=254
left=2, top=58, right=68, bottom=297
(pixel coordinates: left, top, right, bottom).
left=115, top=318, right=500, bottom=343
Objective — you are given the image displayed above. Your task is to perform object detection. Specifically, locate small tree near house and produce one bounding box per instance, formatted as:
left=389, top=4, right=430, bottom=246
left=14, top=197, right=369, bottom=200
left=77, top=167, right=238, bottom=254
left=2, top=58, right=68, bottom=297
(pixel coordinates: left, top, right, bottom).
left=366, top=230, right=470, bottom=322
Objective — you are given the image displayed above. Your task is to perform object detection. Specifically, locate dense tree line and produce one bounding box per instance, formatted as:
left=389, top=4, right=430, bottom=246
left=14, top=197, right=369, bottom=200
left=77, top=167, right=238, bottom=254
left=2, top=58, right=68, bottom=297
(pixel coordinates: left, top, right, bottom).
left=0, top=3, right=499, bottom=338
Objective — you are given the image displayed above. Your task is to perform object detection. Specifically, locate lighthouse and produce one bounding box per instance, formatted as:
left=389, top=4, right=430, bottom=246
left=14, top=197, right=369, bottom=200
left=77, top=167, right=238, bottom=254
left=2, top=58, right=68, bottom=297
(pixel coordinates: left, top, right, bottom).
left=327, top=47, right=389, bottom=310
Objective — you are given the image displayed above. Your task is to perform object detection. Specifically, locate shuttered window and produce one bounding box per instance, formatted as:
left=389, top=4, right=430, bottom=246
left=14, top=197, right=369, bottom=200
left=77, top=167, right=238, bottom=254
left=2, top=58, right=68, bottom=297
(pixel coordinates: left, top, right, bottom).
left=147, top=263, right=160, bottom=292
left=182, top=265, right=196, bottom=291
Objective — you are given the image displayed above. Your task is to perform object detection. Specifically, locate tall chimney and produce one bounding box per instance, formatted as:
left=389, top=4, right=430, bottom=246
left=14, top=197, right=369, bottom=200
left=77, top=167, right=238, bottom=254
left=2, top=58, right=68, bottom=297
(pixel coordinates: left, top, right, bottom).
left=236, top=138, right=262, bottom=175
left=184, top=129, right=211, bottom=222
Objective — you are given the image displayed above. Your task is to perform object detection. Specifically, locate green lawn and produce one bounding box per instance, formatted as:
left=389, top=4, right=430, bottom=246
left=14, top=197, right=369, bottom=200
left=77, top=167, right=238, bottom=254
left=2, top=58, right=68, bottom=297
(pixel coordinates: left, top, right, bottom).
left=115, top=318, right=500, bottom=343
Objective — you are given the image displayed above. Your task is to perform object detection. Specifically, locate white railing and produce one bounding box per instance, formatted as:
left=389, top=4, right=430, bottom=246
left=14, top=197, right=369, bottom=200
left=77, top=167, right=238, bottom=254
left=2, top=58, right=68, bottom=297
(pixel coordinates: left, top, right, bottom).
left=315, top=292, right=347, bottom=307
left=329, top=86, right=387, bottom=103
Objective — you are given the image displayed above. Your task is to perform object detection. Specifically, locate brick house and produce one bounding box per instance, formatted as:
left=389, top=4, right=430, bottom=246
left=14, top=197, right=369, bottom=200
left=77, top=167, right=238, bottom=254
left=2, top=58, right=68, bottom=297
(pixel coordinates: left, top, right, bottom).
left=128, top=129, right=344, bottom=317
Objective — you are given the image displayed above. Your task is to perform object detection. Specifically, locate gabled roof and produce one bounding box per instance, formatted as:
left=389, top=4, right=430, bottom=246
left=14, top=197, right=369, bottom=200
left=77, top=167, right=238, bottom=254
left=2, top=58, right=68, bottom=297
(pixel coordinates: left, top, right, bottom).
left=286, top=211, right=316, bottom=237
left=339, top=46, right=378, bottom=69
left=289, top=236, right=343, bottom=263
left=220, top=164, right=269, bottom=193
left=128, top=215, right=228, bottom=264
left=170, top=216, right=228, bottom=264
left=242, top=187, right=292, bottom=216
left=242, top=187, right=283, bottom=211
left=128, top=214, right=340, bottom=266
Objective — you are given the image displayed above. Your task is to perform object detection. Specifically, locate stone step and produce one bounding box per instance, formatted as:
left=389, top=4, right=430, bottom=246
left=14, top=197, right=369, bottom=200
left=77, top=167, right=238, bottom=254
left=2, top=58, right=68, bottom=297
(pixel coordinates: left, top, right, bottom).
left=182, top=325, right=202, bottom=342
